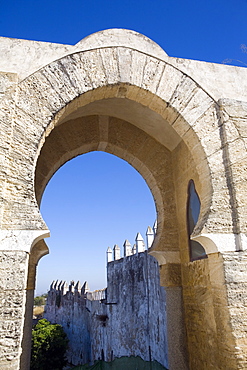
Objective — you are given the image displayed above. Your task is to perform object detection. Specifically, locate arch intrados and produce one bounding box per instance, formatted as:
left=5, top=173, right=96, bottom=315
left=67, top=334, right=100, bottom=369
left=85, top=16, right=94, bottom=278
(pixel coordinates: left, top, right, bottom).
left=35, top=113, right=167, bottom=249
left=33, top=84, right=212, bottom=237
left=47, top=85, right=192, bottom=150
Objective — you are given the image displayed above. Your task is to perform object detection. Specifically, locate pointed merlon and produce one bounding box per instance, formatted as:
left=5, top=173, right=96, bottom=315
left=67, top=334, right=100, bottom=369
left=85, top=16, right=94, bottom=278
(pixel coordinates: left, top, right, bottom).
left=81, top=281, right=90, bottom=294
left=69, top=280, right=75, bottom=293
left=123, top=239, right=132, bottom=257
left=135, top=232, right=145, bottom=253
left=50, top=280, right=55, bottom=290
left=113, top=244, right=121, bottom=260
left=54, top=280, right=59, bottom=290
left=146, top=226, right=154, bottom=248
left=153, top=220, right=157, bottom=234
left=61, top=281, right=69, bottom=294
left=74, top=281, right=82, bottom=292
left=132, top=243, right=136, bottom=254
left=106, top=247, right=113, bottom=263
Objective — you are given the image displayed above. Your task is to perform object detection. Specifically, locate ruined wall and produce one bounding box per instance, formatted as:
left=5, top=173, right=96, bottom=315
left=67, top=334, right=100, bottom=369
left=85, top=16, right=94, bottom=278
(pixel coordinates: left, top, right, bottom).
left=45, top=251, right=168, bottom=368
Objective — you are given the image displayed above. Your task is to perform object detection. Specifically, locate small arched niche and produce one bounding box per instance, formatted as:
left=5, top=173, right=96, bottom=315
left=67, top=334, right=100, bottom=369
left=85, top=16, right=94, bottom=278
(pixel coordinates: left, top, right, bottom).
left=187, top=180, right=207, bottom=261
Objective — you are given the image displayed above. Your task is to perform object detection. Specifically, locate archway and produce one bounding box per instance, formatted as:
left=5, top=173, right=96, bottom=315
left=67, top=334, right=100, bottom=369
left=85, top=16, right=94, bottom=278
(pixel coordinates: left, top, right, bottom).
left=30, top=84, right=211, bottom=369
left=1, top=30, right=243, bottom=370
left=33, top=108, right=187, bottom=368
left=21, top=64, right=220, bottom=370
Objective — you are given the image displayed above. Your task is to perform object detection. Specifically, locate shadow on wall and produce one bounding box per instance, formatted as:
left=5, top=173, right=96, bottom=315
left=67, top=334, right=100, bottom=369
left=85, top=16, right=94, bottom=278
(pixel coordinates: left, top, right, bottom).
left=71, top=356, right=168, bottom=369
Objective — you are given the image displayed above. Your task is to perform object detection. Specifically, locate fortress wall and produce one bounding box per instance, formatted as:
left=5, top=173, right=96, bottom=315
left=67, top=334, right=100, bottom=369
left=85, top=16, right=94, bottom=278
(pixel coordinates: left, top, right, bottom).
left=45, top=251, right=168, bottom=368
left=45, top=283, right=94, bottom=365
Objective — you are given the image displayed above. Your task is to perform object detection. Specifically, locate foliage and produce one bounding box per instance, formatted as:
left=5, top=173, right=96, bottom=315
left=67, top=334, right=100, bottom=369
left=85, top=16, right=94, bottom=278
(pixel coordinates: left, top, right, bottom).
left=31, top=318, right=68, bottom=370
left=34, top=294, right=47, bottom=306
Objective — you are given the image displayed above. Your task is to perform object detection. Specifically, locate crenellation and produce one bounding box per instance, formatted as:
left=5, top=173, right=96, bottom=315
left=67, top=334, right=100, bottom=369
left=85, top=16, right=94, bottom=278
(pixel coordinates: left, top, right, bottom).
left=44, top=251, right=168, bottom=368
left=113, top=244, right=120, bottom=261
left=123, top=239, right=132, bottom=257
left=69, top=281, right=75, bottom=293
left=109, top=224, right=157, bottom=261
left=61, top=281, right=69, bottom=295
left=135, top=232, right=145, bottom=253
left=146, top=226, right=155, bottom=248
left=106, top=247, right=113, bottom=263
left=81, top=281, right=89, bottom=294
left=74, top=281, right=82, bottom=292
left=53, top=280, right=59, bottom=290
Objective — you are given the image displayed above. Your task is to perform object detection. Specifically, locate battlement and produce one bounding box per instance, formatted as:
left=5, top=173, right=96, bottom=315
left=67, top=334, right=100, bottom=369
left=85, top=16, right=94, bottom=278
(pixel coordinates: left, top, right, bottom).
left=44, top=225, right=167, bottom=368
left=47, top=279, right=106, bottom=301
left=46, top=221, right=157, bottom=318
left=47, top=221, right=157, bottom=302
left=106, top=221, right=157, bottom=262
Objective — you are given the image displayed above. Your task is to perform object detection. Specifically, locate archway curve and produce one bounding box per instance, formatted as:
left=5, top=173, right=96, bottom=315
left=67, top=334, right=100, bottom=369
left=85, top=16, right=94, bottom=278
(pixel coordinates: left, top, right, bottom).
left=14, top=40, right=225, bottom=254
left=34, top=113, right=172, bottom=252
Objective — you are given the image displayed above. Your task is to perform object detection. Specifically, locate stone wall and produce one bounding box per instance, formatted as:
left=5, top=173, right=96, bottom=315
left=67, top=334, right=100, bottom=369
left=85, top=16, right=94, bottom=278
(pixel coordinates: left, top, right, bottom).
left=1, top=29, right=247, bottom=369
left=45, top=251, right=168, bottom=368
left=0, top=251, right=29, bottom=370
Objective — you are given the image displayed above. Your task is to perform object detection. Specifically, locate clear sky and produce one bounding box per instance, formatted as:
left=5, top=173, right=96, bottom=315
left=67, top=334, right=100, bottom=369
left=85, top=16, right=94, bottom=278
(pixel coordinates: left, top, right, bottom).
left=1, top=0, right=247, bottom=294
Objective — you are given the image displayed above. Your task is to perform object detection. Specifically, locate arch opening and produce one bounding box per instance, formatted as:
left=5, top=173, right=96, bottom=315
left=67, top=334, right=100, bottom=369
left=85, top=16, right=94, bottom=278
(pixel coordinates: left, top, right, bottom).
left=33, top=85, right=213, bottom=245
left=34, top=149, right=167, bottom=367
left=25, top=53, right=215, bottom=369
left=36, top=151, right=157, bottom=294
left=32, top=93, right=191, bottom=368
left=32, top=94, right=204, bottom=368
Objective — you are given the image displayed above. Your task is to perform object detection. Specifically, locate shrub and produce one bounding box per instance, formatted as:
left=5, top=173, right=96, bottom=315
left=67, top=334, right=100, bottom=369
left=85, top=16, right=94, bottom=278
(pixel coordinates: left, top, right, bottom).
left=31, top=318, right=68, bottom=370
left=34, top=294, right=47, bottom=306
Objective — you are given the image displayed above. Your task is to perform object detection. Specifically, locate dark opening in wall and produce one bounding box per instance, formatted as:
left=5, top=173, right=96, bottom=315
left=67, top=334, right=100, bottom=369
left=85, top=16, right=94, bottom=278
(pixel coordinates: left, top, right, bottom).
left=187, top=180, right=207, bottom=261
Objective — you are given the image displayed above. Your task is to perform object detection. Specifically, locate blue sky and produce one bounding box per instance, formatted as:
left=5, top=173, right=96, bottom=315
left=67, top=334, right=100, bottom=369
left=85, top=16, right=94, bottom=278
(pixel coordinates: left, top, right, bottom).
left=1, top=0, right=247, bottom=65
left=1, top=0, right=247, bottom=294
left=39, top=153, right=156, bottom=293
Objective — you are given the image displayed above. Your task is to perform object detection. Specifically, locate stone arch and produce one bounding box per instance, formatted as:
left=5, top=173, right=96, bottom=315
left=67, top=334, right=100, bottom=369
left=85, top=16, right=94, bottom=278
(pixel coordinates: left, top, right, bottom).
left=13, top=47, right=225, bottom=241
left=24, top=48, right=219, bottom=369
left=1, top=30, right=243, bottom=369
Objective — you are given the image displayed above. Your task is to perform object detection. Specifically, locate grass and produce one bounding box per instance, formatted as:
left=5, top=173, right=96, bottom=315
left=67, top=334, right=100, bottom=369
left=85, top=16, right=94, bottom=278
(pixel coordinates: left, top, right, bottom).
left=33, top=306, right=44, bottom=317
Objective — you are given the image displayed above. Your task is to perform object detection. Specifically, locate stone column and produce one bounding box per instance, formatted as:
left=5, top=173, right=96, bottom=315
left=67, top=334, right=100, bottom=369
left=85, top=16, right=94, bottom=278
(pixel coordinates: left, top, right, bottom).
left=222, top=251, right=247, bottom=367
left=151, top=251, right=189, bottom=370
left=0, top=230, right=49, bottom=370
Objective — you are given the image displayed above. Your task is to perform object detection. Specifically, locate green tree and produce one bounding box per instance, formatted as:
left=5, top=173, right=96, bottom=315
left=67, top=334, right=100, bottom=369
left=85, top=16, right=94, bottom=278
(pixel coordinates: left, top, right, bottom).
left=33, top=294, right=47, bottom=306
left=31, top=319, right=68, bottom=370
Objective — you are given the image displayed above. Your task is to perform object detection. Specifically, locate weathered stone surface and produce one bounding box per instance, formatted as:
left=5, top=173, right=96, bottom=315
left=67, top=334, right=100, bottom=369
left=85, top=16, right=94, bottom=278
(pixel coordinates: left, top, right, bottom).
left=0, top=251, right=29, bottom=369
left=45, top=252, right=169, bottom=368
left=222, top=252, right=247, bottom=365
left=0, top=29, right=247, bottom=369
